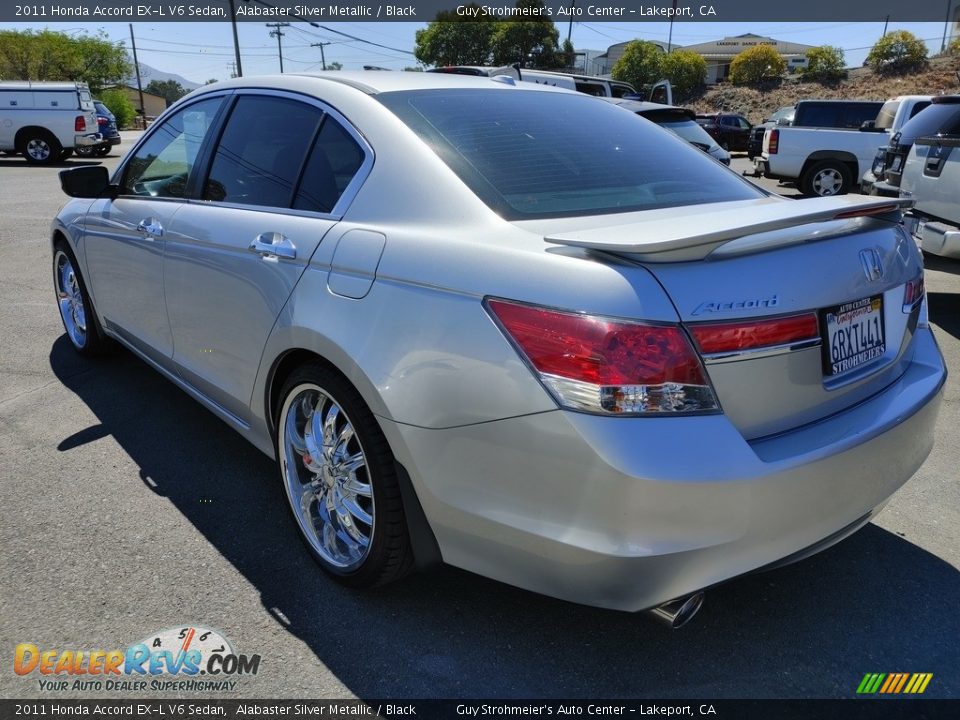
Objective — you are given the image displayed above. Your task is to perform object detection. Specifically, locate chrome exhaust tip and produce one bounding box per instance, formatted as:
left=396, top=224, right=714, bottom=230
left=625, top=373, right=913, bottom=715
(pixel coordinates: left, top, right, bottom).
left=649, top=592, right=704, bottom=629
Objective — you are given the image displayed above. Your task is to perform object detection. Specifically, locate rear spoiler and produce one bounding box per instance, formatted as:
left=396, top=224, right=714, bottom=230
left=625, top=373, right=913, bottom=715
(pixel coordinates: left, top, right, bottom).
left=544, top=196, right=913, bottom=262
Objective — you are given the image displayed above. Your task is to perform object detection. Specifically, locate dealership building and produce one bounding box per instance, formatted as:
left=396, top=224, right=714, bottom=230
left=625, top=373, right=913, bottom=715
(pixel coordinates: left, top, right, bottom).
left=678, top=34, right=816, bottom=83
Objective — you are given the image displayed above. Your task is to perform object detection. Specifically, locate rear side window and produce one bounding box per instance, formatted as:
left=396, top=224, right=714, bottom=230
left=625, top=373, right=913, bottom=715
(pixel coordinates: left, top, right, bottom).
left=899, top=104, right=960, bottom=143
left=844, top=103, right=883, bottom=128
left=203, top=95, right=323, bottom=208
left=293, top=118, right=366, bottom=213
left=122, top=97, right=224, bottom=198
left=377, top=89, right=761, bottom=219
left=795, top=104, right=840, bottom=127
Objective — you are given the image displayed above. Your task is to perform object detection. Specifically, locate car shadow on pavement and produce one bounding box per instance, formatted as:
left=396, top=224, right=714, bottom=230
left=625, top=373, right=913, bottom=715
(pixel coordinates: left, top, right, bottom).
left=50, top=336, right=960, bottom=699
left=927, top=292, right=960, bottom=342
left=0, top=157, right=102, bottom=168
left=924, top=253, right=960, bottom=276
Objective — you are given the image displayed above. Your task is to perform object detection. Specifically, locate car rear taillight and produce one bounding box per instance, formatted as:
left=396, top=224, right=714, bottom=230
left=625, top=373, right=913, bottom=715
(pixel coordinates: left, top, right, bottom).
left=75, top=116, right=86, bottom=132
left=97, top=117, right=108, bottom=126
left=768, top=129, right=779, bottom=154
left=690, top=313, right=819, bottom=356
left=486, top=299, right=718, bottom=415
left=903, top=275, right=925, bottom=313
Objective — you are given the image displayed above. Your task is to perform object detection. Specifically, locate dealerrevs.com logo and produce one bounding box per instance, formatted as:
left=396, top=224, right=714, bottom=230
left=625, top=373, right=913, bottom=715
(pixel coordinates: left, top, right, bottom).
left=14, top=626, right=261, bottom=693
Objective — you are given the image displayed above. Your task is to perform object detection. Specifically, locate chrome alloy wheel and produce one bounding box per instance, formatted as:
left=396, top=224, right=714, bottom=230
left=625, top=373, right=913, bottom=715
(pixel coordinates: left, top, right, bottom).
left=812, top=167, right=843, bottom=196
left=280, top=384, right=375, bottom=570
left=26, top=137, right=53, bottom=162
left=54, top=251, right=87, bottom=349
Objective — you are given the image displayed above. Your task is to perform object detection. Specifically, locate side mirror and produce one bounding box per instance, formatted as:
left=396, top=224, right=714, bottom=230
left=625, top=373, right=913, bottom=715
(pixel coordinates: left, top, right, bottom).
left=776, top=117, right=791, bottom=126
left=859, top=120, right=877, bottom=132
left=59, top=166, right=116, bottom=198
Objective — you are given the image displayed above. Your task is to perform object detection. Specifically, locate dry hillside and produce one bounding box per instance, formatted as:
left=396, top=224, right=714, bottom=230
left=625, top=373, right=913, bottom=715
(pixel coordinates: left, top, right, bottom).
left=683, top=55, right=960, bottom=123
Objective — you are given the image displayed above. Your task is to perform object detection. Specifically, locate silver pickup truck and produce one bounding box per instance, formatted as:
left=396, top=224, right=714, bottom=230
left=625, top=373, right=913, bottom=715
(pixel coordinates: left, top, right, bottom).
left=901, top=135, right=960, bottom=259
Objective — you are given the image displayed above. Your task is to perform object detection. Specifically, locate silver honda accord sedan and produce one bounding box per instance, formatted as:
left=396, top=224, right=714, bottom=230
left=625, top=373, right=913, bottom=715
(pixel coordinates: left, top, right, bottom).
left=52, top=72, right=945, bottom=627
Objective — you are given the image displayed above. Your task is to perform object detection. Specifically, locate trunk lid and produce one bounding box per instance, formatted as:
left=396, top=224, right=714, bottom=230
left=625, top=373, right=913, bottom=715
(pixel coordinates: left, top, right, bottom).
left=542, top=196, right=924, bottom=439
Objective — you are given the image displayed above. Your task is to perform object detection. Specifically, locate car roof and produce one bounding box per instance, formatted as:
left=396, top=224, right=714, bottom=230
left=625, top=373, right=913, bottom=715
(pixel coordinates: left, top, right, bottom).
left=604, top=98, right=694, bottom=118
left=190, top=71, right=574, bottom=97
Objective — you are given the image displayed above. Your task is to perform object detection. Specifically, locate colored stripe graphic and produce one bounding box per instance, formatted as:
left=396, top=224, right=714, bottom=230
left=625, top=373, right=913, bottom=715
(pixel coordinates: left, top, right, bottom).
left=857, top=673, right=933, bottom=694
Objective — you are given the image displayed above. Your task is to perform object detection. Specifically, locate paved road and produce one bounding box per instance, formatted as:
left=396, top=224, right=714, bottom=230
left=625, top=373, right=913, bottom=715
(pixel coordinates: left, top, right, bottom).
left=1, top=141, right=958, bottom=700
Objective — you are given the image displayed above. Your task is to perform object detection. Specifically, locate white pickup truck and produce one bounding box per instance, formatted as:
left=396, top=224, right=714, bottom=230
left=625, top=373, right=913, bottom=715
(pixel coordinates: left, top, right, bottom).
left=753, top=97, right=931, bottom=197
left=901, top=134, right=960, bottom=259
left=0, top=81, right=101, bottom=164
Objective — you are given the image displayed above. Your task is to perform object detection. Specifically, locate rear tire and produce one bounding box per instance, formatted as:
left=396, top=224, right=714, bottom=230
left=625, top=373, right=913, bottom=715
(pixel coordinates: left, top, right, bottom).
left=53, top=241, right=110, bottom=356
left=94, top=145, right=111, bottom=157
left=275, top=362, right=414, bottom=588
left=801, top=160, right=851, bottom=197
left=20, top=131, right=62, bottom=165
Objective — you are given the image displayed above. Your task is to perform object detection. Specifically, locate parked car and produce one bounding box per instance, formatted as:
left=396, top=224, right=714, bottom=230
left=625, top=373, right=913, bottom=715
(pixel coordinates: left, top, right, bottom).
left=867, top=96, right=960, bottom=197
left=754, top=99, right=895, bottom=197
left=53, top=73, right=944, bottom=628
left=604, top=98, right=730, bottom=164
left=75, top=100, right=122, bottom=157
left=695, top=112, right=752, bottom=151
left=747, top=106, right=795, bottom=160
left=901, top=133, right=960, bottom=259
left=0, top=81, right=101, bottom=164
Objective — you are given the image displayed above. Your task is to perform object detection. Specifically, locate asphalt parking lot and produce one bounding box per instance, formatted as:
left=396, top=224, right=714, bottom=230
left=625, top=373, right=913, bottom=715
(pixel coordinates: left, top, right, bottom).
left=1, top=140, right=958, bottom=700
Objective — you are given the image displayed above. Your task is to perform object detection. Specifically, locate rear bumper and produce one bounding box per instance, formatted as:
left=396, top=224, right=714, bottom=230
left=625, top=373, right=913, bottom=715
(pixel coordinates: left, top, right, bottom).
left=871, top=179, right=901, bottom=198
left=906, top=213, right=960, bottom=259
left=73, top=133, right=103, bottom=148
left=382, top=328, right=945, bottom=612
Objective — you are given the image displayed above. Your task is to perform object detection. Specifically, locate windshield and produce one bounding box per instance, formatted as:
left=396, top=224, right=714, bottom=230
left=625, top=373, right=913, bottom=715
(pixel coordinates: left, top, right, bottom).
left=655, top=118, right=718, bottom=149
left=377, top=90, right=760, bottom=219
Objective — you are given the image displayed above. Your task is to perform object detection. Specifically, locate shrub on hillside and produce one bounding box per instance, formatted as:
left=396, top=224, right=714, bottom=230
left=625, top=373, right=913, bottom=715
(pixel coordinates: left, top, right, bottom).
left=729, top=45, right=787, bottom=85
left=866, top=30, right=928, bottom=73
left=802, top=45, right=846, bottom=82
left=661, top=50, right=706, bottom=95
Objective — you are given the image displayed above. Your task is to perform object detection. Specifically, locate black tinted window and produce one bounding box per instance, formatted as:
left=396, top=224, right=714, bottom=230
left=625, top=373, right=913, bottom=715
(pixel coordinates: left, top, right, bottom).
left=844, top=103, right=883, bottom=128
left=795, top=104, right=841, bottom=127
left=203, top=95, right=323, bottom=208
left=293, top=118, right=366, bottom=213
left=378, top=90, right=761, bottom=219
left=899, top=104, right=960, bottom=143
left=122, top=97, right=223, bottom=198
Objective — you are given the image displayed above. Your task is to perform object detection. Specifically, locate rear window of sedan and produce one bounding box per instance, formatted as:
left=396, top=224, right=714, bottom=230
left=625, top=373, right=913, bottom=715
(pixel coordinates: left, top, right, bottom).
left=377, top=90, right=762, bottom=219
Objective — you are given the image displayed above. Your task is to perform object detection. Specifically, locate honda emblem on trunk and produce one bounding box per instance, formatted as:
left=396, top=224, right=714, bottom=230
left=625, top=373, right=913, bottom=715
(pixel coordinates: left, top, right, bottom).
left=860, top=248, right=884, bottom=282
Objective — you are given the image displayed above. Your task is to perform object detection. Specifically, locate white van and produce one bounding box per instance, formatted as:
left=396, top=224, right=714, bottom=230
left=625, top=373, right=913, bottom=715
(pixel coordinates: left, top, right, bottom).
left=0, top=81, right=101, bottom=164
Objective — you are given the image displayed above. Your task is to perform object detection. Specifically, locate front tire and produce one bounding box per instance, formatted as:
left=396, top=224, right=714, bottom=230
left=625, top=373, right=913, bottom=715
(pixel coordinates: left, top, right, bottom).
left=276, top=363, right=413, bottom=588
left=801, top=160, right=851, bottom=197
left=53, top=241, right=110, bottom=356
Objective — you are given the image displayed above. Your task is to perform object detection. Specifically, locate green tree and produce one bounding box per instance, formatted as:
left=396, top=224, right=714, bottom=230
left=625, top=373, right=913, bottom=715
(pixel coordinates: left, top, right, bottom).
left=403, top=66, right=425, bottom=72
left=948, top=37, right=960, bottom=56
left=610, top=41, right=665, bottom=92
left=491, top=1, right=561, bottom=68
left=660, top=50, right=706, bottom=95
left=99, top=88, right=136, bottom=130
left=0, top=29, right=129, bottom=92
left=801, top=45, right=846, bottom=82
left=327, top=62, right=343, bottom=71
left=205, top=78, right=218, bottom=85
left=728, top=45, right=787, bottom=85
left=145, top=79, right=188, bottom=106
left=414, top=4, right=496, bottom=67
left=866, top=30, right=928, bottom=73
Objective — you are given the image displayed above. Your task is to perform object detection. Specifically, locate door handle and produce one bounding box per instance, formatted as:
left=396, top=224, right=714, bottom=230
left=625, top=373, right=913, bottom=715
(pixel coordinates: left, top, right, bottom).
left=136, top=218, right=164, bottom=237
left=249, top=232, right=296, bottom=260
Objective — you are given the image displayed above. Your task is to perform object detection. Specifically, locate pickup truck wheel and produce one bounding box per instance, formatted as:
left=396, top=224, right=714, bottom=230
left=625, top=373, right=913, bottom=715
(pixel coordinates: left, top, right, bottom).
left=802, top=161, right=851, bottom=197
left=20, top=131, right=62, bottom=165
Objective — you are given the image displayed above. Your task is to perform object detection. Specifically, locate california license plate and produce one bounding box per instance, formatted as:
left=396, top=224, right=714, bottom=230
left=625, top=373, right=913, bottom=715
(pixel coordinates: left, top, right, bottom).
left=821, top=296, right=886, bottom=376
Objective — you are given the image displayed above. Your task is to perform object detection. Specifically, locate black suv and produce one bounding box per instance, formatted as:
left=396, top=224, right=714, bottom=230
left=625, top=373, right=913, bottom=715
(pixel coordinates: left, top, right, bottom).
left=695, top=113, right=752, bottom=152
left=868, top=96, right=960, bottom=197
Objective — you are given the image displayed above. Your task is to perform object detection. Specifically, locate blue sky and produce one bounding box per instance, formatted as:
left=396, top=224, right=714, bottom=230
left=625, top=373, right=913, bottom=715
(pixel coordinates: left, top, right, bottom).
left=0, top=20, right=953, bottom=84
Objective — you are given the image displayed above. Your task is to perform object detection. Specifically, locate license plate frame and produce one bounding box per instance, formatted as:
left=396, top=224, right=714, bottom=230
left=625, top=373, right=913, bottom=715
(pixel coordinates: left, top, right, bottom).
left=820, top=295, right=886, bottom=377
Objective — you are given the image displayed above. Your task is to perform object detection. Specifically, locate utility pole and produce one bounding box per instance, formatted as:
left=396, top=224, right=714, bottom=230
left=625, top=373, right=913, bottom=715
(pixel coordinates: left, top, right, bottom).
left=566, top=0, right=575, bottom=44
left=228, top=62, right=237, bottom=79
left=311, top=42, right=331, bottom=71
left=942, top=0, right=953, bottom=52
left=128, top=24, right=146, bottom=129
left=229, top=0, right=243, bottom=77
left=667, top=0, right=678, bottom=53
left=882, top=14, right=890, bottom=38
left=266, top=22, right=290, bottom=73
